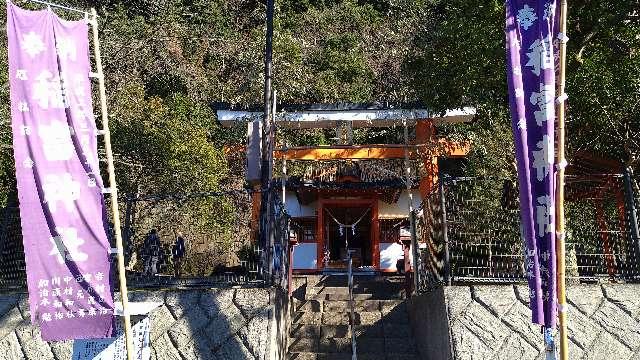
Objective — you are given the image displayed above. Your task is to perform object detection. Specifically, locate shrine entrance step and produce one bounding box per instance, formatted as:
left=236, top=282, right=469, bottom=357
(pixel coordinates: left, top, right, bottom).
left=287, top=275, right=420, bottom=360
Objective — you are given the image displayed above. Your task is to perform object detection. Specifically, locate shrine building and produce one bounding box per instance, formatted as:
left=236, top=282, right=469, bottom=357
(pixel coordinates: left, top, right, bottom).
left=216, top=104, right=474, bottom=274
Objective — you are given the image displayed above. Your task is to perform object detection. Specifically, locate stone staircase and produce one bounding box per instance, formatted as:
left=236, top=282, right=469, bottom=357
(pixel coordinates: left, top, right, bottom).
left=287, top=275, right=420, bottom=360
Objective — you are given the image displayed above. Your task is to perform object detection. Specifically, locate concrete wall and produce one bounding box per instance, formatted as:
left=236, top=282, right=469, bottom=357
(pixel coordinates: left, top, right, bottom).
left=0, top=287, right=290, bottom=360
left=409, top=284, right=640, bottom=360
left=292, top=243, right=317, bottom=270
left=407, top=286, right=453, bottom=360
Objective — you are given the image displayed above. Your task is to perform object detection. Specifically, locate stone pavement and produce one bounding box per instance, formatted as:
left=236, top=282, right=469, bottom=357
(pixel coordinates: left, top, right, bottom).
left=446, top=284, right=640, bottom=360
left=0, top=288, right=275, bottom=360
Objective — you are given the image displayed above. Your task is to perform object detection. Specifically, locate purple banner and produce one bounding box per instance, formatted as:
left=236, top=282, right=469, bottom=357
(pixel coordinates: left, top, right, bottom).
left=7, top=3, right=114, bottom=340
left=505, top=1, right=559, bottom=327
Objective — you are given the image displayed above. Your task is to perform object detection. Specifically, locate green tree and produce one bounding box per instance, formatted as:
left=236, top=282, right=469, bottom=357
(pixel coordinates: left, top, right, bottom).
left=405, top=0, right=640, bottom=175
left=0, top=30, right=14, bottom=207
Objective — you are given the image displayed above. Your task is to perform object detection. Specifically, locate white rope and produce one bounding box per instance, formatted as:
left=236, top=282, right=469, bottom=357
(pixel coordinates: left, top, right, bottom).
left=556, top=159, right=568, bottom=170
left=24, top=0, right=89, bottom=15
left=556, top=93, right=568, bottom=104
left=324, top=208, right=371, bottom=236
left=557, top=32, right=569, bottom=43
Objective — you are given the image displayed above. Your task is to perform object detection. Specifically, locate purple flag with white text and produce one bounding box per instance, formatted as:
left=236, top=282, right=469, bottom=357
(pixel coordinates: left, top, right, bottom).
left=505, top=0, right=559, bottom=327
left=7, top=2, right=114, bottom=340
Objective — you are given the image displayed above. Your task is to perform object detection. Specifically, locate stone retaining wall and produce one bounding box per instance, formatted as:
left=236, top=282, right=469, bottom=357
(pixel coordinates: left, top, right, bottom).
left=0, top=287, right=287, bottom=360
left=409, top=284, right=640, bottom=360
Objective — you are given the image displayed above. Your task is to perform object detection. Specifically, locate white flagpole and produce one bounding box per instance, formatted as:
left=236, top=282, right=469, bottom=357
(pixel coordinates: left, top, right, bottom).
left=89, top=9, right=134, bottom=360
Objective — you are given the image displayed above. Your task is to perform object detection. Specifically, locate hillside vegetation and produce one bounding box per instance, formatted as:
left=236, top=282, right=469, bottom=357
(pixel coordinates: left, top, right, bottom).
left=0, top=0, right=638, bottom=206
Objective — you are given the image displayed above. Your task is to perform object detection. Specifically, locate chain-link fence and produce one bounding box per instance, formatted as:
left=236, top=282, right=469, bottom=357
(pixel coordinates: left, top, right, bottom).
left=417, top=173, right=640, bottom=292
left=122, top=188, right=292, bottom=289
left=122, top=190, right=264, bottom=288
left=0, top=187, right=293, bottom=292
left=0, top=207, right=26, bottom=290
left=268, top=193, right=292, bottom=290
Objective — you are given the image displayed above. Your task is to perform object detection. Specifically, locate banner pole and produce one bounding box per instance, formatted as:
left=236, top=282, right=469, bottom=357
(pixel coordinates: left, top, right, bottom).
left=89, top=9, right=134, bottom=360
left=555, top=0, right=569, bottom=359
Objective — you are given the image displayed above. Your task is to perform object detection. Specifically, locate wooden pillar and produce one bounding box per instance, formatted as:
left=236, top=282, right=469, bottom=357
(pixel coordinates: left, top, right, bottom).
left=371, top=197, right=380, bottom=269
left=615, top=189, right=627, bottom=248
left=595, top=200, right=617, bottom=278
left=250, top=187, right=262, bottom=242
left=317, top=198, right=324, bottom=270
left=416, top=120, right=439, bottom=198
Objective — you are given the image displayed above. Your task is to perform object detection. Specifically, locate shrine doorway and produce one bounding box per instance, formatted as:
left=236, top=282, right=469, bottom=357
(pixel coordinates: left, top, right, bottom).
left=317, top=198, right=380, bottom=270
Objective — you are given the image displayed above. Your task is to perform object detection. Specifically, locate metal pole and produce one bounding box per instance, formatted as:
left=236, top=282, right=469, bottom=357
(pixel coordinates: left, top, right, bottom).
left=623, top=167, right=640, bottom=273
left=554, top=1, right=569, bottom=359
left=439, top=177, right=451, bottom=286
left=267, top=90, right=277, bottom=281
left=259, top=0, right=275, bottom=278
left=282, top=147, right=287, bottom=205
left=123, top=196, right=133, bottom=266
left=403, top=120, right=420, bottom=294
left=348, top=251, right=357, bottom=360
left=89, top=9, right=134, bottom=360
left=271, top=90, right=277, bottom=182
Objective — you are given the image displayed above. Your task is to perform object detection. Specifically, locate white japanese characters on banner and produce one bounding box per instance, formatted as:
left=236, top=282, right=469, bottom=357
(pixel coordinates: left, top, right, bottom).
left=505, top=0, right=559, bottom=327
left=7, top=2, right=115, bottom=340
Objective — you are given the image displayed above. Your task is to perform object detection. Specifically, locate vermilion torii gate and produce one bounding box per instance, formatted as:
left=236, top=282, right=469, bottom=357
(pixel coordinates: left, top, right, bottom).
left=216, top=103, right=474, bottom=282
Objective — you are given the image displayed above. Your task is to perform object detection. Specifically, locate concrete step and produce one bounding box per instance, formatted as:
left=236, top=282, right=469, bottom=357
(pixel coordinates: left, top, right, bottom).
left=290, top=324, right=351, bottom=338
left=323, top=300, right=381, bottom=312
left=288, top=354, right=418, bottom=360
left=288, top=338, right=318, bottom=353
left=290, top=324, right=390, bottom=338
left=287, top=337, right=353, bottom=354
left=309, top=292, right=403, bottom=301
left=289, top=275, right=418, bottom=359
left=308, top=286, right=404, bottom=295
left=296, top=300, right=322, bottom=312
left=290, top=322, right=413, bottom=340
left=292, top=308, right=409, bottom=326
left=287, top=337, right=417, bottom=356
left=295, top=299, right=407, bottom=314
left=296, top=275, right=405, bottom=288
left=380, top=355, right=419, bottom=360
left=289, top=337, right=398, bottom=354
left=322, top=311, right=381, bottom=326
left=319, top=337, right=352, bottom=353
left=297, top=299, right=381, bottom=312
left=287, top=353, right=353, bottom=360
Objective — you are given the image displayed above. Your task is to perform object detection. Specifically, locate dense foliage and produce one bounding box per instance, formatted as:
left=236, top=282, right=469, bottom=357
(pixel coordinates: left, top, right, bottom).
left=406, top=0, right=640, bottom=175
left=0, top=0, right=638, bottom=208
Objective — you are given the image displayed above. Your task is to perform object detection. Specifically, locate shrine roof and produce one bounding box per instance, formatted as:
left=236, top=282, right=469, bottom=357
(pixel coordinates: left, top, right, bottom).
left=212, top=102, right=475, bottom=129
left=213, top=101, right=432, bottom=111
left=278, top=158, right=422, bottom=184
left=284, top=177, right=414, bottom=190
left=281, top=177, right=414, bottom=205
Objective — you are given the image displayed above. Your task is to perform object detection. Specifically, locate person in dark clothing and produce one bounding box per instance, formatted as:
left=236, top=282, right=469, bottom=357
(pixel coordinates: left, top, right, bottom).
left=172, top=231, right=186, bottom=277
left=143, top=229, right=161, bottom=276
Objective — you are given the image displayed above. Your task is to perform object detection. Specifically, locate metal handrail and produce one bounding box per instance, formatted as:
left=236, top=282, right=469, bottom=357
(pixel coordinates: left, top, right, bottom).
left=347, top=250, right=357, bottom=360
